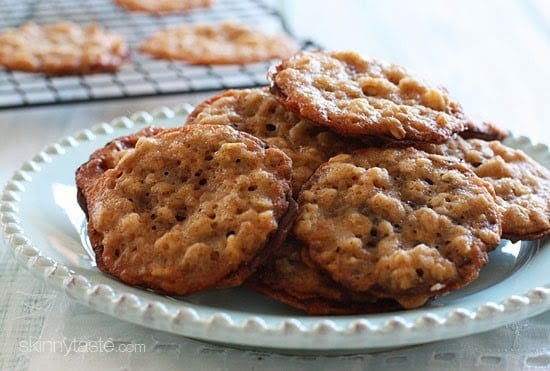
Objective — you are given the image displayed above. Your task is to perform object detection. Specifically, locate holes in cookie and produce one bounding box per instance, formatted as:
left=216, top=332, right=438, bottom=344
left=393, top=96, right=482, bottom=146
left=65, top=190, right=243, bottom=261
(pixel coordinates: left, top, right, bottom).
left=235, top=158, right=241, bottom=163
left=114, top=249, right=120, bottom=258
left=205, top=153, right=214, bottom=161
left=164, top=171, right=169, bottom=176
left=226, top=231, right=235, bottom=238
left=248, top=185, right=257, bottom=192
left=150, top=213, right=156, bottom=220
left=416, top=268, right=424, bottom=277
left=265, top=123, right=277, bottom=132
left=423, top=178, right=434, bottom=185
left=199, top=178, right=207, bottom=186
left=151, top=225, right=157, bottom=231
left=176, top=207, right=188, bottom=222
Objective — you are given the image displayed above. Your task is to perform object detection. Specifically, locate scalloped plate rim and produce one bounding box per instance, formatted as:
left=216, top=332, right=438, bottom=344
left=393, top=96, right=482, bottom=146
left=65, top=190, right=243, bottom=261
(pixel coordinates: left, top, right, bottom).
left=1, top=104, right=549, bottom=353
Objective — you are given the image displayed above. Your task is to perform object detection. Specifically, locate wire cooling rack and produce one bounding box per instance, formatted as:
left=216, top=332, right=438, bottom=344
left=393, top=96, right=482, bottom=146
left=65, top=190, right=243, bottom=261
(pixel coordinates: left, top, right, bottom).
left=0, top=0, right=317, bottom=109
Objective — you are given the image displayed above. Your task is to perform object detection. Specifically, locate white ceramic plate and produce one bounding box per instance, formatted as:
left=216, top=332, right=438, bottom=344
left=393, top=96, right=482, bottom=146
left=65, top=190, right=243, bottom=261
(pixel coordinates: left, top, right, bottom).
left=1, top=105, right=549, bottom=354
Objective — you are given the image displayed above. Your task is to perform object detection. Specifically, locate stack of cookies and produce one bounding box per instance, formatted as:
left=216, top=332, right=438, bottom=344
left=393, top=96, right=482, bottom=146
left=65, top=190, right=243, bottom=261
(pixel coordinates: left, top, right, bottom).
left=76, top=50, right=550, bottom=315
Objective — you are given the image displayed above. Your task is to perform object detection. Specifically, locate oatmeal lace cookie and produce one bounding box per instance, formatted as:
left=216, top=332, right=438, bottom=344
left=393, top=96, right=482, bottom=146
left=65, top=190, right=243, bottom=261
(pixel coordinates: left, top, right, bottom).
left=294, top=147, right=501, bottom=308
left=0, top=22, right=129, bottom=75
left=82, top=124, right=295, bottom=295
left=187, top=88, right=364, bottom=195
left=420, top=137, right=550, bottom=241
left=247, top=237, right=402, bottom=315
left=76, top=126, right=166, bottom=216
left=114, top=0, right=213, bottom=13
left=269, top=51, right=467, bottom=143
left=140, top=21, right=299, bottom=65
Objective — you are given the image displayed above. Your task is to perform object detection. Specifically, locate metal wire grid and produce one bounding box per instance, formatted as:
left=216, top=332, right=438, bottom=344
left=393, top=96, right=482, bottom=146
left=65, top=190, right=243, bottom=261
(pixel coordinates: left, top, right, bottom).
left=0, top=0, right=314, bottom=109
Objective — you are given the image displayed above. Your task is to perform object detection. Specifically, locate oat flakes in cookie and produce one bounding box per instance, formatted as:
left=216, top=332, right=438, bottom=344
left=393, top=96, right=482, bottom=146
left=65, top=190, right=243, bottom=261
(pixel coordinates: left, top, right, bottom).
left=187, top=88, right=364, bottom=195
left=140, top=22, right=299, bottom=65
left=247, top=238, right=401, bottom=315
left=0, top=22, right=128, bottom=75
left=82, top=124, right=295, bottom=296
left=76, top=126, right=166, bottom=216
left=294, top=147, right=502, bottom=308
left=420, top=137, right=550, bottom=241
left=269, top=51, right=467, bottom=143
left=114, top=0, right=213, bottom=13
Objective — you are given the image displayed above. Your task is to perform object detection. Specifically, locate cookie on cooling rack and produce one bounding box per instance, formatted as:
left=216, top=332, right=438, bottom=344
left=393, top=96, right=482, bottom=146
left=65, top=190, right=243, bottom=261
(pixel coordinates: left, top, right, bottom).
left=139, top=21, right=299, bottom=65
left=83, top=124, right=295, bottom=295
left=0, top=22, right=129, bottom=75
left=268, top=50, right=467, bottom=143
left=293, top=147, right=502, bottom=309
left=419, top=137, right=550, bottom=241
left=76, top=126, right=166, bottom=216
left=246, top=237, right=402, bottom=315
left=187, top=88, right=365, bottom=196
left=114, top=0, right=213, bottom=13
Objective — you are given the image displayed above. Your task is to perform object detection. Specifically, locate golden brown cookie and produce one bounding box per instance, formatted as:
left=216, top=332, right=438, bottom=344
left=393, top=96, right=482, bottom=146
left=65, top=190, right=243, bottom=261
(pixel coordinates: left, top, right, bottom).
left=139, top=22, right=299, bottom=65
left=247, top=237, right=402, bottom=315
left=82, top=124, right=295, bottom=295
left=76, top=126, right=166, bottom=216
left=0, top=22, right=129, bottom=75
left=187, top=88, right=365, bottom=196
left=294, top=147, right=501, bottom=308
left=420, top=137, right=550, bottom=241
left=269, top=51, right=467, bottom=143
left=114, top=0, right=213, bottom=13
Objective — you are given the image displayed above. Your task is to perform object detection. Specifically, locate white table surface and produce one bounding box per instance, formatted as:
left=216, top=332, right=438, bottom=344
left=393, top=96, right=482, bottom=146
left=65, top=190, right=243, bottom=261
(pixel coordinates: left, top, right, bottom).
left=1, top=0, right=549, bottom=370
